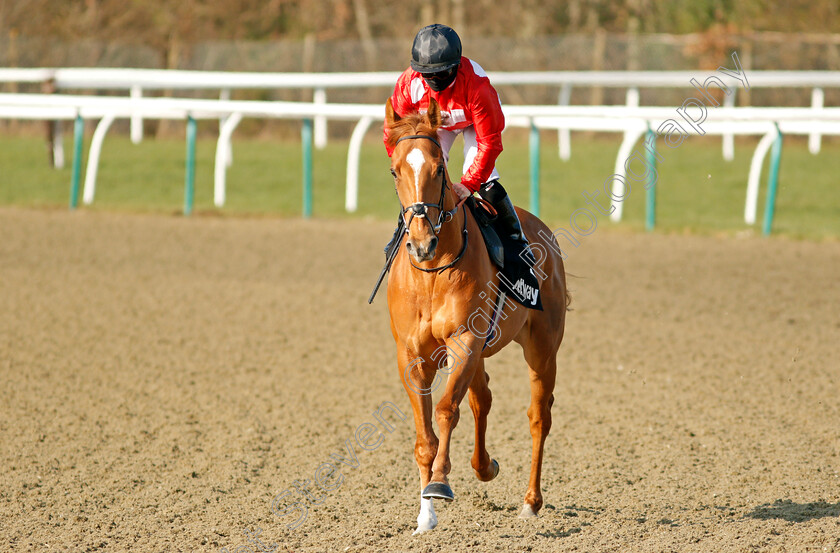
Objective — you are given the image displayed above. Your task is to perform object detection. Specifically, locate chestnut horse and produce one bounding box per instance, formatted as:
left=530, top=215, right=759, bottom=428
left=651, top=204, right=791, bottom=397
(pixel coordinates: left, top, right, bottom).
left=384, top=97, right=569, bottom=534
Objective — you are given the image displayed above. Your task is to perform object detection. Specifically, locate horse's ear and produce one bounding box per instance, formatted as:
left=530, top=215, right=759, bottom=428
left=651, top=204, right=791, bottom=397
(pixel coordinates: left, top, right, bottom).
left=385, top=98, right=400, bottom=127
left=426, top=97, right=441, bottom=128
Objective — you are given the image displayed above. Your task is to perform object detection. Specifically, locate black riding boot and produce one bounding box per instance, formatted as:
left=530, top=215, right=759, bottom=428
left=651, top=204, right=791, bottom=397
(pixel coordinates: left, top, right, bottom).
left=384, top=216, right=405, bottom=259
left=478, top=180, right=528, bottom=246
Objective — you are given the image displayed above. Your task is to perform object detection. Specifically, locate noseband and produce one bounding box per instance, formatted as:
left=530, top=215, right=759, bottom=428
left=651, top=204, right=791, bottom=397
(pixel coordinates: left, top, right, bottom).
left=394, top=134, right=468, bottom=273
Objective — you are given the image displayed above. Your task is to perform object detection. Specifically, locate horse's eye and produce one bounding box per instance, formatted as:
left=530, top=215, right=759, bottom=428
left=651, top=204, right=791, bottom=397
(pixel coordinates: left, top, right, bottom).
left=436, top=165, right=445, bottom=176
left=390, top=168, right=397, bottom=178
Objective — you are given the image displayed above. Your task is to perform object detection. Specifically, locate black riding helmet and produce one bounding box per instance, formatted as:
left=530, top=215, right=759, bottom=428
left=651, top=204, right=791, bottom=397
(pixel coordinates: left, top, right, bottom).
left=411, top=24, right=461, bottom=91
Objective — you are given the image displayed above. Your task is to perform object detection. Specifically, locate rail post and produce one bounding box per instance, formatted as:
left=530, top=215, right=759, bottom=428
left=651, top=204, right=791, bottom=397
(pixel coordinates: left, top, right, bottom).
left=302, top=118, right=313, bottom=218
left=645, top=128, right=657, bottom=231
left=762, top=124, right=783, bottom=236
left=184, top=115, right=197, bottom=216
left=130, top=84, right=143, bottom=144
left=69, top=114, right=84, bottom=209
left=529, top=120, right=540, bottom=217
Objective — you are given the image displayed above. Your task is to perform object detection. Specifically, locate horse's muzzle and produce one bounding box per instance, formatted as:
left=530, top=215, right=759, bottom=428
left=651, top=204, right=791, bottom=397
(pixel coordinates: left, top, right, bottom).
left=406, top=236, right=438, bottom=263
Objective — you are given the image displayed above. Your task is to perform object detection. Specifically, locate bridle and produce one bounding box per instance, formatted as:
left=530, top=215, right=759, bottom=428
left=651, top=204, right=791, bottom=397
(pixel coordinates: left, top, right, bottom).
left=393, top=133, right=468, bottom=273
left=395, top=134, right=458, bottom=234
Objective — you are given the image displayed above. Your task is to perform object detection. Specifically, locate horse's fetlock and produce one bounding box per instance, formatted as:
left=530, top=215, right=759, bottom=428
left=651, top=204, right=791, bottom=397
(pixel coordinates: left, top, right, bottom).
left=471, top=452, right=490, bottom=472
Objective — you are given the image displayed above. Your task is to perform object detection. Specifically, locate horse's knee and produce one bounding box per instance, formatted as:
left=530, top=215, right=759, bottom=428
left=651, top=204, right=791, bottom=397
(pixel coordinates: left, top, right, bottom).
left=526, top=404, right=552, bottom=437
left=415, top=438, right=438, bottom=467
left=435, top=403, right=460, bottom=428
left=470, top=387, right=492, bottom=413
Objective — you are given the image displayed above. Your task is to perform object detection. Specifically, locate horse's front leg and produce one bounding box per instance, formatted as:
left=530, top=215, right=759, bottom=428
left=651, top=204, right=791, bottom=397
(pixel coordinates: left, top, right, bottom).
left=423, top=332, right=484, bottom=502
left=398, top=348, right=440, bottom=534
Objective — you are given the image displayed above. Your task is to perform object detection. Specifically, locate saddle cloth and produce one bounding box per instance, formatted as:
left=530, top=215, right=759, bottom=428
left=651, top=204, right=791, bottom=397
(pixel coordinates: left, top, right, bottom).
left=467, top=198, right=543, bottom=311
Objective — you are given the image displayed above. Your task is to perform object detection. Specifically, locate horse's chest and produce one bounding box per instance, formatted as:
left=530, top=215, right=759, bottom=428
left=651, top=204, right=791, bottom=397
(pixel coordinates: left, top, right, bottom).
left=398, top=301, right=462, bottom=352
left=404, top=318, right=434, bottom=352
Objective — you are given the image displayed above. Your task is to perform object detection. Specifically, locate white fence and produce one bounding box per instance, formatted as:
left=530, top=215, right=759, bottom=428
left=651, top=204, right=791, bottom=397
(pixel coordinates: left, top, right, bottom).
left=2, top=67, right=839, bottom=152
left=2, top=68, right=840, bottom=230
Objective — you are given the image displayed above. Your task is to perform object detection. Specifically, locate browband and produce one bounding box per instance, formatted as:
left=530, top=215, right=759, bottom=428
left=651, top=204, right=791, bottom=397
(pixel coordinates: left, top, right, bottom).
left=395, top=134, right=441, bottom=150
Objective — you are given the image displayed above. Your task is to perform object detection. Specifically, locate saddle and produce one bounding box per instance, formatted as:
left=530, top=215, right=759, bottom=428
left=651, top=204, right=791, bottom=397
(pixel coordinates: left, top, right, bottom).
left=466, top=197, right=543, bottom=311
left=466, top=197, right=505, bottom=269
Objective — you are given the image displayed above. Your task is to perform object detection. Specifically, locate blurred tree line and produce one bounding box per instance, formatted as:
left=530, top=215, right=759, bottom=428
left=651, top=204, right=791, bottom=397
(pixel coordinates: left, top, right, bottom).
left=2, top=0, right=838, bottom=138
left=1, top=0, right=838, bottom=70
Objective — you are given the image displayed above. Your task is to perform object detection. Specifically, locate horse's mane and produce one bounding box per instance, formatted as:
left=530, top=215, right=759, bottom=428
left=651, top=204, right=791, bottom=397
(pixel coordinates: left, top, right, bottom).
left=385, top=111, right=439, bottom=150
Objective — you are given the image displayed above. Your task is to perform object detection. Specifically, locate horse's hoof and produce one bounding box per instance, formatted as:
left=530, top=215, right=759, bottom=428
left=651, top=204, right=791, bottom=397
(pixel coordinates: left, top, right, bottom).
left=518, top=503, right=538, bottom=519
left=421, top=482, right=454, bottom=502
left=476, top=458, right=500, bottom=482
left=413, top=515, right=438, bottom=534
left=412, top=522, right=436, bottom=535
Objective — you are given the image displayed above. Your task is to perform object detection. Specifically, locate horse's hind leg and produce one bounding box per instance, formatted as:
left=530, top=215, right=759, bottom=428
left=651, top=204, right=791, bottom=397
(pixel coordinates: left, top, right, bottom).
left=519, top=342, right=558, bottom=518
left=468, top=359, right=500, bottom=481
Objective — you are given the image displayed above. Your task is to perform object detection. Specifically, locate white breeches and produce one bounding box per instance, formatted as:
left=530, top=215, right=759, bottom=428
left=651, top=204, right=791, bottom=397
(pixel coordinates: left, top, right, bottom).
left=437, top=125, right=500, bottom=185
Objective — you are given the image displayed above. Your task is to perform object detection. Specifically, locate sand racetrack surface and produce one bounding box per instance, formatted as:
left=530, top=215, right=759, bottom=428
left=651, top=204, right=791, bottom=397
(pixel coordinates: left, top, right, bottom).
left=1, top=206, right=839, bottom=552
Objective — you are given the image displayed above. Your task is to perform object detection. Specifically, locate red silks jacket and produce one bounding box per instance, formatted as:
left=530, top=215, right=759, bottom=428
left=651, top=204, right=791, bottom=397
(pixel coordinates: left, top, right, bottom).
left=384, top=57, right=505, bottom=192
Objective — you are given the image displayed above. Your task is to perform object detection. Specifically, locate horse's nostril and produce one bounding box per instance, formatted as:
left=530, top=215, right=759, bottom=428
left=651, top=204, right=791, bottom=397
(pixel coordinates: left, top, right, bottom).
left=429, top=237, right=438, bottom=251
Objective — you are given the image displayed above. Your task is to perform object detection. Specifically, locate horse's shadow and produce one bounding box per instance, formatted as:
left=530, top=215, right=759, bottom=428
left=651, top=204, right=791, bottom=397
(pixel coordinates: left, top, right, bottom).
left=746, top=499, right=840, bottom=522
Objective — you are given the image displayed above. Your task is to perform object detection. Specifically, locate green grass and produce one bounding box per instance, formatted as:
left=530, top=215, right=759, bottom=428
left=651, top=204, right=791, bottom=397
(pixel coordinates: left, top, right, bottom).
left=1, top=131, right=838, bottom=239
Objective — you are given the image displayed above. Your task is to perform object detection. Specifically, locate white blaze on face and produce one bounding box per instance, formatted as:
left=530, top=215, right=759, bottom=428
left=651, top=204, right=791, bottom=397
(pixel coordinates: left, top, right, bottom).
left=406, top=147, right=426, bottom=210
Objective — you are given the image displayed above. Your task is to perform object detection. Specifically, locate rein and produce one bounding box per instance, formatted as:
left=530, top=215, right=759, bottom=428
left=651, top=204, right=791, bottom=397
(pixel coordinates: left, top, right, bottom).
left=409, top=206, right=469, bottom=273
left=395, top=133, right=466, bottom=273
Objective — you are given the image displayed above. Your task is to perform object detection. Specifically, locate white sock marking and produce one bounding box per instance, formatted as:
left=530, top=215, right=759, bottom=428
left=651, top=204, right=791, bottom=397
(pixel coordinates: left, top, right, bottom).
left=414, top=496, right=437, bottom=534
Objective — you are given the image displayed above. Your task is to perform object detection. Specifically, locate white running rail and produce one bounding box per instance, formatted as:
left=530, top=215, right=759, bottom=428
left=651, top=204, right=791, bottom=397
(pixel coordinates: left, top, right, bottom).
left=2, top=91, right=840, bottom=224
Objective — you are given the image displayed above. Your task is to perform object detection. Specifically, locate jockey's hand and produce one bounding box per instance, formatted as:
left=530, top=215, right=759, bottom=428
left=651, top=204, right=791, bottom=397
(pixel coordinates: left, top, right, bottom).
left=452, top=181, right=472, bottom=201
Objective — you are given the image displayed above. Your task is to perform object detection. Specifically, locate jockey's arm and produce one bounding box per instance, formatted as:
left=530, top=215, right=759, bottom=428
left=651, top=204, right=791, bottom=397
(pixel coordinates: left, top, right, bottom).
left=460, top=82, right=505, bottom=192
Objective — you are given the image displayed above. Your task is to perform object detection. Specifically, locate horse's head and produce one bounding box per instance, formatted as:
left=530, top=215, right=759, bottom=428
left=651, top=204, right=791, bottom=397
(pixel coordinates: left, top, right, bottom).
left=385, top=97, right=452, bottom=264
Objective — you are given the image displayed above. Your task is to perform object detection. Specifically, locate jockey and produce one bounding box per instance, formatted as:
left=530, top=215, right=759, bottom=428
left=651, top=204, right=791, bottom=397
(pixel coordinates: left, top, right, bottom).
left=383, top=23, right=529, bottom=255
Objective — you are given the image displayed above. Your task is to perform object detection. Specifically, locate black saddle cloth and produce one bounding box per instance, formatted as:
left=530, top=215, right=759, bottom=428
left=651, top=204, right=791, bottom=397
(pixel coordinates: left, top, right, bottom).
left=467, top=198, right=543, bottom=311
